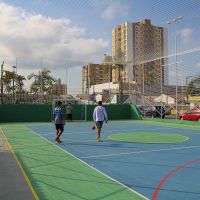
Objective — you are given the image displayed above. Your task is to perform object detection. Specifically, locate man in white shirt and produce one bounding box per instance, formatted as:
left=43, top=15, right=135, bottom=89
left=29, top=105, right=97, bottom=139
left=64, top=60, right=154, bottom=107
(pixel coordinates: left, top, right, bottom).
left=93, top=101, right=108, bottom=142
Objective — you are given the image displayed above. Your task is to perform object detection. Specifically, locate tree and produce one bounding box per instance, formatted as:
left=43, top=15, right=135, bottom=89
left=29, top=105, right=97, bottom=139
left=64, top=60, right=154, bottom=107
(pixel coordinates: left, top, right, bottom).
left=2, top=70, right=13, bottom=95
left=2, top=70, right=27, bottom=103
left=187, top=76, right=200, bottom=97
left=28, top=68, right=56, bottom=96
left=15, top=74, right=26, bottom=101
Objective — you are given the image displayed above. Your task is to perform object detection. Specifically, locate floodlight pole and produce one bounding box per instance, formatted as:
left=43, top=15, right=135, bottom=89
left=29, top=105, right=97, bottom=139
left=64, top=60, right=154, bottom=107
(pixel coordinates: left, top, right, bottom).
left=167, top=16, right=183, bottom=119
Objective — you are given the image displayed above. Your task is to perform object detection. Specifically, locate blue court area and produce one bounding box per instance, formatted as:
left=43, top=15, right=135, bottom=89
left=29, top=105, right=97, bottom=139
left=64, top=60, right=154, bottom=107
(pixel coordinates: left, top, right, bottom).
left=28, top=121, right=200, bottom=200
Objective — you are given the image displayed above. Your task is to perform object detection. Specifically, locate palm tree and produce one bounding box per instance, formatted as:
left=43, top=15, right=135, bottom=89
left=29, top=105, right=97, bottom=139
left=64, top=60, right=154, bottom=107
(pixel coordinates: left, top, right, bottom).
left=28, top=73, right=40, bottom=96
left=28, top=68, right=56, bottom=97
left=1, top=70, right=14, bottom=103
left=15, top=74, right=26, bottom=102
left=3, top=70, right=27, bottom=103
left=3, top=70, right=13, bottom=95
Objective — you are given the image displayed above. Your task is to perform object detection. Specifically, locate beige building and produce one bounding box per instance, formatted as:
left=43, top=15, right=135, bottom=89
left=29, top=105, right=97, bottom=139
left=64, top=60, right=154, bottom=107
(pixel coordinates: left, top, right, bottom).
left=112, top=19, right=168, bottom=86
left=82, top=63, right=112, bottom=95
left=52, top=78, right=66, bottom=95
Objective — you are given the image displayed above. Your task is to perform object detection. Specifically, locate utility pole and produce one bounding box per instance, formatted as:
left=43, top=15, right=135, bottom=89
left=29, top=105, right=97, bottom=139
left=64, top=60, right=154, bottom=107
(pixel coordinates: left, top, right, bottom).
left=1, top=61, right=4, bottom=104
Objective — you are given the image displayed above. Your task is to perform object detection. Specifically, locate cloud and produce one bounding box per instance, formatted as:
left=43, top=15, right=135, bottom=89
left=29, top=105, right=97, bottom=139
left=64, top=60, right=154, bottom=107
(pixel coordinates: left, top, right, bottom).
left=178, top=28, right=193, bottom=44
left=93, top=0, right=129, bottom=20
left=195, top=62, right=200, bottom=71
left=0, top=2, right=109, bottom=69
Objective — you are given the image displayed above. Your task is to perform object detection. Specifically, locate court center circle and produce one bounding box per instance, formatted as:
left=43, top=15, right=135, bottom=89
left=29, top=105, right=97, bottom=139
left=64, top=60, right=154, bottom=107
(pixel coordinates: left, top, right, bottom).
left=108, top=133, right=189, bottom=143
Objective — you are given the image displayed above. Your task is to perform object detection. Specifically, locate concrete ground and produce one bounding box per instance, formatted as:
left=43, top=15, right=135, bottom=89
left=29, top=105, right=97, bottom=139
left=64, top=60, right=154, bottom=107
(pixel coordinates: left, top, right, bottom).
left=0, top=129, right=35, bottom=200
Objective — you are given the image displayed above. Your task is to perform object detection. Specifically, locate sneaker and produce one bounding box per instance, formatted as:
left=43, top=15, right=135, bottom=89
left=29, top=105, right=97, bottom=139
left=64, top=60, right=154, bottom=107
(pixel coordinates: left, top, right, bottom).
left=57, top=139, right=62, bottom=143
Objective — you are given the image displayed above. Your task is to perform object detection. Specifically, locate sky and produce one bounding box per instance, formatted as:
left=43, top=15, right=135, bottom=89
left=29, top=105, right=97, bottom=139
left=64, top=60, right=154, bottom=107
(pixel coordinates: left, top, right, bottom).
left=0, top=0, right=200, bottom=93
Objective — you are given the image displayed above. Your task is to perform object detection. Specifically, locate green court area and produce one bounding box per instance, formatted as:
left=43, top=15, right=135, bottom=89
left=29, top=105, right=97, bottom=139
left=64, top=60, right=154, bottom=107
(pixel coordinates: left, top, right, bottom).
left=108, top=132, right=189, bottom=143
left=1, top=125, right=145, bottom=200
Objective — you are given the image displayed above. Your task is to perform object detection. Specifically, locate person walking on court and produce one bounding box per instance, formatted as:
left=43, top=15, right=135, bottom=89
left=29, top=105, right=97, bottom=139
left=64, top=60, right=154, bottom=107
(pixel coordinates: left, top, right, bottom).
left=66, top=102, right=73, bottom=122
left=54, top=101, right=65, bottom=143
left=93, top=101, right=108, bottom=142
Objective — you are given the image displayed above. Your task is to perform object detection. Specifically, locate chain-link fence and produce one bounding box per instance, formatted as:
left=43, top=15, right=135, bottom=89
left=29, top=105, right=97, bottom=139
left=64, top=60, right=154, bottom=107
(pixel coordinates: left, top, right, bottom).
left=0, top=2, right=200, bottom=121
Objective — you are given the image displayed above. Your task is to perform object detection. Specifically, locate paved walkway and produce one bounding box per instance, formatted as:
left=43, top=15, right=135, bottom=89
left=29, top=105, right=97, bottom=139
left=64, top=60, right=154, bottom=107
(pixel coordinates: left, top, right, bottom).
left=0, top=129, right=35, bottom=200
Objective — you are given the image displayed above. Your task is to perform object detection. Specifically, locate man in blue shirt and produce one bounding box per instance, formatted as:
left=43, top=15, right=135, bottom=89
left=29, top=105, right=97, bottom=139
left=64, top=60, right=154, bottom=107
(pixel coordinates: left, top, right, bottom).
left=54, top=101, right=65, bottom=143
left=93, top=101, right=108, bottom=142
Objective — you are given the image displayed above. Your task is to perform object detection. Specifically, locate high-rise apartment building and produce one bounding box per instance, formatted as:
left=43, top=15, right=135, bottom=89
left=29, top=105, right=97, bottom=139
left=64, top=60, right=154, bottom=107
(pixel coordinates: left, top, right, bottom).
left=112, top=19, right=168, bottom=86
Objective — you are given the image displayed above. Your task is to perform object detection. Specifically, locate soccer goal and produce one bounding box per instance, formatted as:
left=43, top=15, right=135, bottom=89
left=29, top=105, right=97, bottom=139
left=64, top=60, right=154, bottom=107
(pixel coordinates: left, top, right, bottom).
left=52, top=99, right=88, bottom=121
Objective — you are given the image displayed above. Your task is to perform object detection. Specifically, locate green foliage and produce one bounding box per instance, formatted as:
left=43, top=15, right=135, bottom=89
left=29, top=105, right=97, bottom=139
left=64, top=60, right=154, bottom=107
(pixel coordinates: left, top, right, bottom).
left=187, top=76, right=200, bottom=96
left=28, top=68, right=56, bottom=95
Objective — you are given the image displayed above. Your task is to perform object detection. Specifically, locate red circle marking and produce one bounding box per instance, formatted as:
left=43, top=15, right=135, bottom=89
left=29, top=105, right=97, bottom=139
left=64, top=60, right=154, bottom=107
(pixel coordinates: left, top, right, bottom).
left=152, top=158, right=200, bottom=200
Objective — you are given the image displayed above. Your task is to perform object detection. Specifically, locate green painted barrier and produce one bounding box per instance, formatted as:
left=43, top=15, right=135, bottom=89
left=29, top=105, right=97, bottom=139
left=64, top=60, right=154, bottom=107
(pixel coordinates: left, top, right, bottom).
left=130, top=104, right=143, bottom=120
left=0, top=104, right=141, bottom=122
left=0, top=104, right=52, bottom=122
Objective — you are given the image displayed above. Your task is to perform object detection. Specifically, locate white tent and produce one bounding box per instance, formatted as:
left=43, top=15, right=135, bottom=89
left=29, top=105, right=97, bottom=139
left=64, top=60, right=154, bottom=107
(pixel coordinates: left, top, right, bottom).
left=154, top=94, right=174, bottom=105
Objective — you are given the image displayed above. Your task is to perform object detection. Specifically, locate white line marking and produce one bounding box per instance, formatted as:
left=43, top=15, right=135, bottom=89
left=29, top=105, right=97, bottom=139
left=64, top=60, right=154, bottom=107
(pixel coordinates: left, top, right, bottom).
left=62, top=127, right=176, bottom=135
left=62, top=139, right=99, bottom=144
left=80, top=145, right=200, bottom=159
left=25, top=126, right=150, bottom=200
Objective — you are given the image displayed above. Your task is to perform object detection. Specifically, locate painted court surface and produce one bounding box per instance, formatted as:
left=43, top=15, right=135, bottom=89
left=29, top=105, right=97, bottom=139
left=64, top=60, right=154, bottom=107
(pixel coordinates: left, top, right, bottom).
left=1, top=120, right=200, bottom=200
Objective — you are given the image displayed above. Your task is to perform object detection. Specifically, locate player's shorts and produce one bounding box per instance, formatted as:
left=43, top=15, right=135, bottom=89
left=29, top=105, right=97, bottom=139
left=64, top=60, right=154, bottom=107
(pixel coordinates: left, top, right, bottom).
left=96, top=121, right=103, bottom=128
left=55, top=124, right=64, bottom=131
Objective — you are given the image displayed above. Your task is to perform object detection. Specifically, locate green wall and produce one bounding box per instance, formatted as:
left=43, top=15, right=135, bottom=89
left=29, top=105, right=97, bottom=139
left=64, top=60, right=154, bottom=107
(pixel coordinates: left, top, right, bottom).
left=130, top=104, right=143, bottom=120
left=0, top=104, right=52, bottom=122
left=0, top=104, right=141, bottom=122
left=60, top=104, right=132, bottom=121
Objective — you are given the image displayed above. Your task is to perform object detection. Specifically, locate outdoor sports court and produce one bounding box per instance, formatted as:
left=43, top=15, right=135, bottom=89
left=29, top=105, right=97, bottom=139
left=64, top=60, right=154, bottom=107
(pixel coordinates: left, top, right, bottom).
left=1, top=120, right=200, bottom=200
